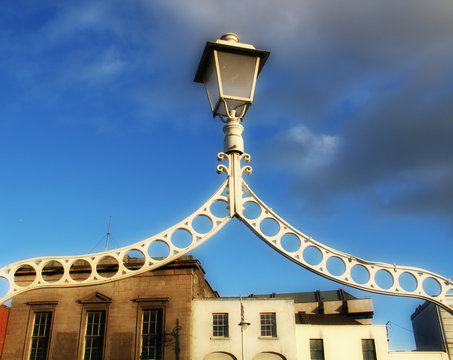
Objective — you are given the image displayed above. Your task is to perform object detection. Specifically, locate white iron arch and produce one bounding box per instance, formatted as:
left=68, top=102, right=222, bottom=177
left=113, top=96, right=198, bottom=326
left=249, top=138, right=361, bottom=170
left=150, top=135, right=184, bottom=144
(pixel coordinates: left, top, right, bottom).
left=1, top=151, right=452, bottom=314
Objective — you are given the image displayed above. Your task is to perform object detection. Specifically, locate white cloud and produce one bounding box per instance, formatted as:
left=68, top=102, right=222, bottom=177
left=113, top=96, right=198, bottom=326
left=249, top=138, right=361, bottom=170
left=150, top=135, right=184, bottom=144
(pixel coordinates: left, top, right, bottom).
left=37, top=3, right=111, bottom=46
left=272, top=125, right=340, bottom=171
left=78, top=48, right=127, bottom=82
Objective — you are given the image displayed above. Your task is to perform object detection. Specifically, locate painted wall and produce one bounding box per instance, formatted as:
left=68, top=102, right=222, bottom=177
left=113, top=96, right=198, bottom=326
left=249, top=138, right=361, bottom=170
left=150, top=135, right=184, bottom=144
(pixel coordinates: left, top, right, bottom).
left=192, top=298, right=297, bottom=360
left=296, top=324, right=388, bottom=360
left=296, top=324, right=448, bottom=360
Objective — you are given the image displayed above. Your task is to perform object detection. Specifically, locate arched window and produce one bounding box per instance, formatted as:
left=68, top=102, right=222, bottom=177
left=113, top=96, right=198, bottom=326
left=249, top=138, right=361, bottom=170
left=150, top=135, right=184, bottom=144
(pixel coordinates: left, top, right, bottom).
left=252, top=352, right=287, bottom=360
left=204, top=351, right=237, bottom=360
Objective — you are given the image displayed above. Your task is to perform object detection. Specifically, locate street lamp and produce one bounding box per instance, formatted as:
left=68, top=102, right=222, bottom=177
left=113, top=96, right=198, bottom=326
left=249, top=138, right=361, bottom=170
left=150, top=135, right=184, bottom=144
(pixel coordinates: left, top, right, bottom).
left=194, top=33, right=270, bottom=155
left=194, top=33, right=269, bottom=120
left=238, top=299, right=251, bottom=360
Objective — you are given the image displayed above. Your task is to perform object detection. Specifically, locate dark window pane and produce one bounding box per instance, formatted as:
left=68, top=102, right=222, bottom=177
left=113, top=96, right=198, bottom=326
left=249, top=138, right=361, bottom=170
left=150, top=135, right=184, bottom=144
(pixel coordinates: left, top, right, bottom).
left=141, top=309, right=163, bottom=360
left=362, top=339, right=377, bottom=360
left=310, top=339, right=325, bottom=360
left=84, top=311, right=106, bottom=360
left=30, top=312, right=52, bottom=360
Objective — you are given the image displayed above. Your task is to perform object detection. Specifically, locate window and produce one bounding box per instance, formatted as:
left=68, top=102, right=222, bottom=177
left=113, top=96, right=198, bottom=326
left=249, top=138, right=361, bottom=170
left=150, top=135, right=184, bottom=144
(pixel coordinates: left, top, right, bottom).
left=76, top=292, right=111, bottom=360
left=212, top=313, right=229, bottom=337
left=84, top=310, right=106, bottom=360
left=260, top=312, right=277, bottom=337
left=132, top=298, right=167, bottom=360
left=141, top=309, right=164, bottom=360
left=362, top=339, right=377, bottom=360
left=29, top=312, right=52, bottom=360
left=310, top=339, right=325, bottom=360
left=25, top=301, right=57, bottom=360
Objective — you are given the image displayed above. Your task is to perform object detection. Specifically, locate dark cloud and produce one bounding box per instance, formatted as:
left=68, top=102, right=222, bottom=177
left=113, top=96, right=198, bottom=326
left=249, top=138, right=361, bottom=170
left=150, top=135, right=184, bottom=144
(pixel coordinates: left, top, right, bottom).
left=248, top=0, right=453, bottom=128
left=171, top=0, right=453, bottom=220
left=248, top=0, right=453, bottom=219
left=267, top=60, right=453, bottom=219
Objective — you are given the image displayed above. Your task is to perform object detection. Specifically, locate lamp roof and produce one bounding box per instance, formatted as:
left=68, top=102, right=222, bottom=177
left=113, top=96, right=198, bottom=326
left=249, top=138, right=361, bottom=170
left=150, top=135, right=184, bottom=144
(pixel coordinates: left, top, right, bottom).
left=194, top=33, right=270, bottom=84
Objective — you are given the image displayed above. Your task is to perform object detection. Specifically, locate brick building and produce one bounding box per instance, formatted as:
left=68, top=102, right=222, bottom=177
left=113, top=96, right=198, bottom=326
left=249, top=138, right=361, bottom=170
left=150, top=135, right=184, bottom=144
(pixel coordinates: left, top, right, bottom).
left=0, top=304, right=9, bottom=357
left=1, top=256, right=216, bottom=360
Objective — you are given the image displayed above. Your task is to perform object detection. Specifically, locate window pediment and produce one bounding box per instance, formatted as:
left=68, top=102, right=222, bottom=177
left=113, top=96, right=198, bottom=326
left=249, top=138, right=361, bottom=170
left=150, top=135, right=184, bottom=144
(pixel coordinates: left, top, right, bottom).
left=77, top=291, right=112, bottom=304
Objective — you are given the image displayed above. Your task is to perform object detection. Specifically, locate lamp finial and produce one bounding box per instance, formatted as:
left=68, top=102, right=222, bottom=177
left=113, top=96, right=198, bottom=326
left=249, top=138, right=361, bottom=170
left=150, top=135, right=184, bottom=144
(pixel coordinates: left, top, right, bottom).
left=220, top=33, right=239, bottom=43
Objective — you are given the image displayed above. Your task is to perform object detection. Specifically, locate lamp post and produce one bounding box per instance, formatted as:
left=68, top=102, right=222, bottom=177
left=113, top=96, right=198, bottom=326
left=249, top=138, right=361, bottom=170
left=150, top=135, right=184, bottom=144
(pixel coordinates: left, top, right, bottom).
left=238, top=298, right=251, bottom=360
left=194, top=33, right=270, bottom=219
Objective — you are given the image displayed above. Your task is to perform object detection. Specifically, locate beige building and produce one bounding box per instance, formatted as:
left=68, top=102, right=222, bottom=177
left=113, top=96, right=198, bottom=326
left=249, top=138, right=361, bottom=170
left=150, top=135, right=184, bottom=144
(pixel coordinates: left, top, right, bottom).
left=2, top=256, right=216, bottom=360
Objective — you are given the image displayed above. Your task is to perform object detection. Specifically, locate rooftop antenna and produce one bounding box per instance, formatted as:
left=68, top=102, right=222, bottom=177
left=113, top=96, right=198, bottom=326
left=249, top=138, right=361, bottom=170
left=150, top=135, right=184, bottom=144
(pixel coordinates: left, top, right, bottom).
left=105, top=216, right=112, bottom=251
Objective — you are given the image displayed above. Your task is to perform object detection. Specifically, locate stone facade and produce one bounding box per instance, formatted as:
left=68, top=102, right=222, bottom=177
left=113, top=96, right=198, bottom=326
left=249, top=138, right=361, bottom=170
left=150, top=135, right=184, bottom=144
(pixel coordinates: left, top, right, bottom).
left=2, top=257, right=216, bottom=360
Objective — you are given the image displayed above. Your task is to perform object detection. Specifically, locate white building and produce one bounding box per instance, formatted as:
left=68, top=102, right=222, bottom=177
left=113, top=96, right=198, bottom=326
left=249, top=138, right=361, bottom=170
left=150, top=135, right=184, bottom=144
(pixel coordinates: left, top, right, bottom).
left=292, top=290, right=448, bottom=360
left=192, top=297, right=296, bottom=360
left=192, top=290, right=449, bottom=360
left=297, top=322, right=448, bottom=360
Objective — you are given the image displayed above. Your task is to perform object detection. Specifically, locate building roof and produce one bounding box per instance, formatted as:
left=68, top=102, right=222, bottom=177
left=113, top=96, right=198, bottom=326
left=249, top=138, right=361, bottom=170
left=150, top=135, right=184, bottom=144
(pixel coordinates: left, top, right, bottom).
left=297, top=313, right=362, bottom=325
left=248, top=289, right=359, bottom=303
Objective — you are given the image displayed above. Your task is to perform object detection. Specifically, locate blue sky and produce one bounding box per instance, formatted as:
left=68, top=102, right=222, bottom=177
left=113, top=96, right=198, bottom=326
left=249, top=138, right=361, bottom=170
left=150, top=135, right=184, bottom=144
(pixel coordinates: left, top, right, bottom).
left=1, top=0, right=452, bottom=351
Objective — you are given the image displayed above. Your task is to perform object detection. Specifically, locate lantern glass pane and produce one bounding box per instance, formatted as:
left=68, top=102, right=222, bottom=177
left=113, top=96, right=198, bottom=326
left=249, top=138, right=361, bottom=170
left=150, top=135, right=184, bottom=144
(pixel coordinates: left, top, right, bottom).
left=217, top=51, right=258, bottom=100
left=204, top=53, right=221, bottom=113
